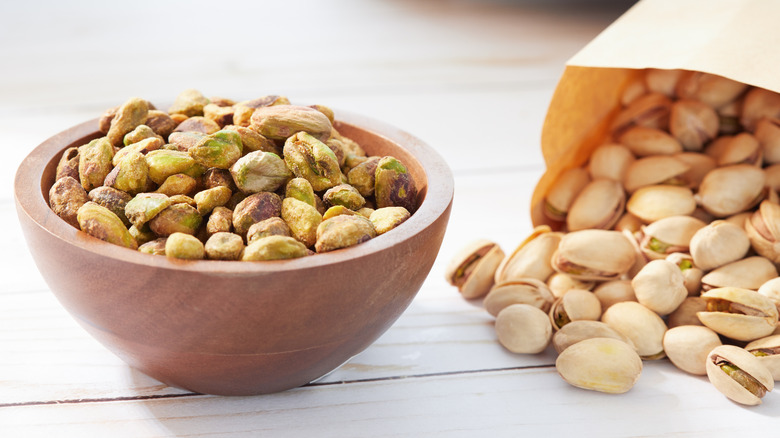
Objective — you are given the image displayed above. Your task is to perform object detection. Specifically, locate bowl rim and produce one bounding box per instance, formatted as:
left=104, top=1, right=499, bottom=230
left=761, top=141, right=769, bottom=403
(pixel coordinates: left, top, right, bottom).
left=14, top=108, right=454, bottom=275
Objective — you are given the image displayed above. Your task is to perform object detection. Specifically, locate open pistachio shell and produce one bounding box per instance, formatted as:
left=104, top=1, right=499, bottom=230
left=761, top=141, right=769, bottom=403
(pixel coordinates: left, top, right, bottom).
left=611, top=92, right=671, bottom=135
left=698, top=287, right=779, bottom=341
left=623, top=155, right=690, bottom=193
left=556, top=337, right=642, bottom=394
left=675, top=71, right=748, bottom=110
left=669, top=99, right=719, bottom=151
left=544, top=167, right=590, bottom=222
left=484, top=278, right=555, bottom=317
left=445, top=240, right=505, bottom=299
left=588, top=143, right=635, bottom=182
left=666, top=252, right=704, bottom=296
left=706, top=345, right=774, bottom=405
left=548, top=289, right=602, bottom=331
left=700, top=256, right=778, bottom=291
left=566, top=179, right=625, bottom=231
left=551, top=229, right=636, bottom=281
left=626, top=185, right=697, bottom=223
left=745, top=335, right=780, bottom=381
left=631, top=259, right=687, bottom=316
left=663, top=325, right=722, bottom=375
left=552, top=320, right=635, bottom=354
left=602, top=301, right=667, bottom=360
left=741, top=87, right=780, bottom=132
left=697, top=164, right=765, bottom=217
left=745, top=200, right=780, bottom=263
left=639, top=215, right=705, bottom=260
left=494, top=226, right=561, bottom=284
left=717, top=132, right=763, bottom=166
left=689, top=220, right=750, bottom=271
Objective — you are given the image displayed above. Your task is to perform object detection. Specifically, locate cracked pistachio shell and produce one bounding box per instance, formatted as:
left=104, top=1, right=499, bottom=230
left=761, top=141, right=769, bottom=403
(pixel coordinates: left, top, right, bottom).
left=689, top=220, right=750, bottom=271
left=675, top=71, right=748, bottom=109
left=602, top=301, right=667, bottom=360
left=495, top=304, right=552, bottom=354
left=155, top=173, right=198, bottom=197
left=145, top=149, right=205, bottom=185
left=631, top=259, right=687, bottom=316
left=104, top=150, right=149, bottom=195
left=717, top=132, right=762, bottom=166
left=347, top=156, right=381, bottom=197
left=168, top=89, right=209, bottom=117
left=745, top=201, right=780, bottom=263
left=639, top=215, right=706, bottom=260
left=369, top=206, right=410, bottom=235
left=125, top=193, right=172, bottom=228
left=673, top=152, right=717, bottom=190
left=250, top=105, right=333, bottom=141
left=668, top=296, right=707, bottom=328
left=741, top=87, right=780, bottom=132
left=374, top=156, right=417, bottom=212
left=566, top=179, right=625, bottom=231
left=231, top=151, right=291, bottom=194
left=324, top=184, right=365, bottom=210
left=698, top=165, right=766, bottom=217
left=549, top=289, right=602, bottom=331
left=706, top=344, right=774, bottom=405
left=107, top=97, right=149, bottom=146
left=284, top=131, right=343, bottom=191
left=138, top=238, right=167, bottom=256
left=193, top=186, right=232, bottom=215
left=755, top=118, right=780, bottom=165
left=495, top=226, right=561, bottom=284
left=77, top=202, right=137, bottom=250
left=78, top=137, right=115, bottom=191
left=89, top=186, right=132, bottom=227
left=552, top=320, right=635, bottom=354
left=663, top=325, right=723, bottom=375
left=546, top=273, right=594, bottom=299
left=669, top=99, right=719, bottom=151
left=206, top=206, right=233, bottom=236
left=588, top=143, right=635, bottom=182
left=593, top=280, right=636, bottom=310
left=204, top=232, right=244, bottom=261
left=165, top=232, right=204, bottom=260
left=247, top=217, right=292, bottom=244
left=666, top=252, right=704, bottom=296
left=232, top=192, right=283, bottom=237
left=556, top=337, right=642, bottom=394
left=315, top=214, right=376, bottom=253
left=623, top=155, right=690, bottom=193
left=619, top=126, right=682, bottom=157
left=611, top=92, right=671, bottom=135
left=281, top=197, right=323, bottom=248
left=551, top=229, right=635, bottom=281
left=627, top=185, right=696, bottom=223
left=445, top=240, right=505, bottom=299
left=49, top=176, right=89, bottom=228
left=745, top=335, right=780, bottom=381
left=701, top=256, right=778, bottom=291
left=189, top=129, right=243, bottom=169
left=698, top=287, right=780, bottom=341
left=149, top=203, right=202, bottom=237
left=484, top=278, right=555, bottom=317
left=56, top=146, right=80, bottom=181
left=544, top=167, right=590, bottom=221
left=758, top=277, right=780, bottom=314
left=242, top=235, right=309, bottom=261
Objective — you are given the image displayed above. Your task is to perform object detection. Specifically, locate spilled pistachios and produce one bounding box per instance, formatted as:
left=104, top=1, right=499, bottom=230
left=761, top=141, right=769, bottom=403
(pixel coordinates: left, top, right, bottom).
left=49, top=90, right=418, bottom=260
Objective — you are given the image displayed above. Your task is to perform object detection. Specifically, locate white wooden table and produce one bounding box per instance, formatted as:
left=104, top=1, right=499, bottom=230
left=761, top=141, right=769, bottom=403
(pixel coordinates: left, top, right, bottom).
left=2, top=1, right=778, bottom=436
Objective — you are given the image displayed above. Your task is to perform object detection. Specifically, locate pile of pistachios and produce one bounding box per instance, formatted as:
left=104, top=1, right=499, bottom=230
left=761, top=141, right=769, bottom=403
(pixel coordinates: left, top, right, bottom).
left=48, top=90, right=417, bottom=261
left=447, top=69, right=780, bottom=405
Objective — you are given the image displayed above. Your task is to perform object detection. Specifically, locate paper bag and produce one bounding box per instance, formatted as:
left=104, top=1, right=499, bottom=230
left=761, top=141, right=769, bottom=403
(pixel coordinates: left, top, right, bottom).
left=531, top=0, right=780, bottom=227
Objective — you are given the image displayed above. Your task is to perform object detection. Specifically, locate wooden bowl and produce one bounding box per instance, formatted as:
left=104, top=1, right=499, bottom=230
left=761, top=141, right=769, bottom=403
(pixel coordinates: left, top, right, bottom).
left=14, top=110, right=453, bottom=395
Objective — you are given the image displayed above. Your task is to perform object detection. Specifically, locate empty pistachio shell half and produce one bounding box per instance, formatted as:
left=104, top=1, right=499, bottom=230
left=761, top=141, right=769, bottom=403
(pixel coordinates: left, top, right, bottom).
left=556, top=337, right=642, bottom=394
left=631, top=259, right=687, bottom=316
left=698, top=287, right=780, bottom=341
left=484, top=278, right=555, bottom=317
left=495, top=304, right=552, bottom=354
left=745, top=335, right=780, bottom=381
left=706, top=344, right=774, bottom=405
left=566, top=179, right=625, bottom=231
left=697, top=164, right=765, bottom=217
left=701, top=256, right=778, bottom=291
left=602, top=301, right=667, bottom=360
left=548, top=289, right=602, bottom=330
left=639, top=215, right=705, bottom=260
left=544, top=167, right=590, bottom=222
left=588, top=143, right=635, bottom=182
left=626, top=185, right=696, bottom=223
left=688, top=220, right=750, bottom=271
left=445, top=240, right=505, bottom=299
left=552, top=320, right=635, bottom=354
left=663, top=325, right=722, bottom=375
left=551, top=229, right=635, bottom=281
left=494, top=226, right=561, bottom=284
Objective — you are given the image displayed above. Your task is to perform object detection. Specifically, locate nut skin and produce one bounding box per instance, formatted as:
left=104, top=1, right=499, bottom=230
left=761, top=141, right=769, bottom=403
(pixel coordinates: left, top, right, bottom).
left=193, top=186, right=232, bottom=215
left=689, top=220, right=750, bottom=271
left=281, top=197, right=323, bottom=248
left=204, top=232, right=244, bottom=261
left=125, top=193, right=173, bottom=228
left=347, top=157, right=380, bottom=197
left=49, top=176, right=89, bottom=228
left=602, top=301, right=667, bottom=360
left=314, top=214, right=376, bottom=253
left=88, top=186, right=133, bottom=227
left=78, top=137, right=115, bottom=191
left=241, top=235, right=308, bottom=261
left=663, top=325, right=722, bottom=375
left=324, top=184, right=365, bottom=210
left=551, top=229, right=636, bottom=282
left=189, top=129, right=243, bottom=169
left=283, top=131, right=343, bottom=192
left=445, top=240, right=505, bottom=299
left=76, top=202, right=137, bottom=250
left=145, top=110, right=178, bottom=139
left=631, top=259, right=687, bottom=316
left=145, top=149, right=205, bottom=185
left=698, top=287, right=779, bottom=342
left=745, top=334, right=780, bottom=381
left=232, top=192, right=283, bottom=238
left=206, top=206, right=233, bottom=236
left=201, top=168, right=238, bottom=192
left=107, top=97, right=149, bottom=146
left=148, top=203, right=202, bottom=237
left=552, top=320, right=635, bottom=354
left=495, top=304, right=552, bottom=354
left=250, top=105, right=333, bottom=141
left=483, top=278, right=555, bottom=317
left=556, top=337, right=642, bottom=394
left=374, top=156, right=418, bottom=212
left=706, top=344, right=774, bottom=405
left=165, top=232, right=205, bottom=260
left=247, top=217, right=292, bottom=244
left=55, top=146, right=80, bottom=182
left=168, top=89, right=209, bottom=117
left=368, top=206, right=410, bottom=235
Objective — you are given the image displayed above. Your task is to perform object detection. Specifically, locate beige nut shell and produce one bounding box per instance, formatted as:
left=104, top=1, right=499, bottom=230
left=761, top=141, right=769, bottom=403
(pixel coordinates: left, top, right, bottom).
left=602, top=301, right=667, bottom=359
left=552, top=320, right=635, bottom=354
left=494, top=226, right=561, bottom=284
left=631, top=259, right=687, bottom=315
left=556, top=337, right=642, bottom=394
left=700, top=256, right=778, bottom=291
left=663, top=325, right=722, bottom=375
left=484, top=278, right=555, bottom=317
left=706, top=345, right=774, bottom=405
left=698, top=287, right=779, bottom=342
left=445, top=239, right=504, bottom=299
left=551, top=229, right=636, bottom=281
left=549, top=289, right=602, bottom=330
left=745, top=334, right=780, bottom=381
left=495, top=304, right=552, bottom=354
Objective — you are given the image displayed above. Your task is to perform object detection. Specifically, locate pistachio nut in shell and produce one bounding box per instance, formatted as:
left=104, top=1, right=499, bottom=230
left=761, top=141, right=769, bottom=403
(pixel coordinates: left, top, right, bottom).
left=645, top=68, right=682, bottom=96
left=445, top=239, right=505, bottom=299
left=745, top=335, right=780, bottom=381
left=611, top=92, right=671, bottom=135
left=76, top=202, right=137, bottom=250
left=592, top=280, right=636, bottom=310
left=165, top=232, right=205, bottom=260
left=494, top=226, right=561, bottom=284
left=587, top=144, right=634, bottom=183
left=717, top=132, right=762, bottom=166
left=745, top=200, right=780, bottom=263
left=602, top=301, right=667, bottom=360
left=547, top=272, right=594, bottom=299
left=665, top=252, right=703, bottom=296
left=618, top=126, right=682, bottom=157
left=675, top=71, right=748, bottom=109
left=556, top=337, right=642, bottom=394
left=49, top=176, right=89, bottom=228
left=700, top=256, right=778, bottom=291
left=639, top=215, right=705, bottom=260
left=483, top=278, right=555, bottom=317
left=626, top=185, right=696, bottom=223
left=623, top=155, right=690, bottom=193
left=698, top=287, right=779, bottom=342
left=620, top=77, right=646, bottom=106
left=631, top=259, right=687, bottom=316
left=548, top=289, right=602, bottom=330
left=283, top=131, right=343, bottom=192
left=231, top=150, right=291, bottom=194
left=689, top=220, right=750, bottom=271
left=374, top=156, right=418, bottom=212
left=697, top=164, right=765, bottom=217
left=741, top=87, right=780, bottom=132
left=673, top=152, right=717, bottom=190
left=544, top=167, right=590, bottom=222
left=706, top=344, right=774, bottom=405
left=669, top=99, right=719, bottom=151
left=314, top=214, right=377, bottom=253
left=667, top=296, right=707, bottom=328
left=613, top=212, right=643, bottom=234
left=663, top=325, right=722, bottom=375
left=552, top=320, right=635, bottom=354
left=551, top=229, right=635, bottom=281
left=755, top=118, right=780, bottom=164
left=566, top=179, right=625, bottom=231
left=495, top=304, right=552, bottom=354
left=757, top=277, right=780, bottom=313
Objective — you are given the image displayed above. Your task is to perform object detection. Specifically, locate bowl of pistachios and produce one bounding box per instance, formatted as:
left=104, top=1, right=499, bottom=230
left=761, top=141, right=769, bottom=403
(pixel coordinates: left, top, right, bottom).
left=14, top=90, right=454, bottom=395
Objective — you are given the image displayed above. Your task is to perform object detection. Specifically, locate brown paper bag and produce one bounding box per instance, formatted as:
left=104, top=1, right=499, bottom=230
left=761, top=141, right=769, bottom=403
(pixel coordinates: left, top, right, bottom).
left=531, top=0, right=780, bottom=227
